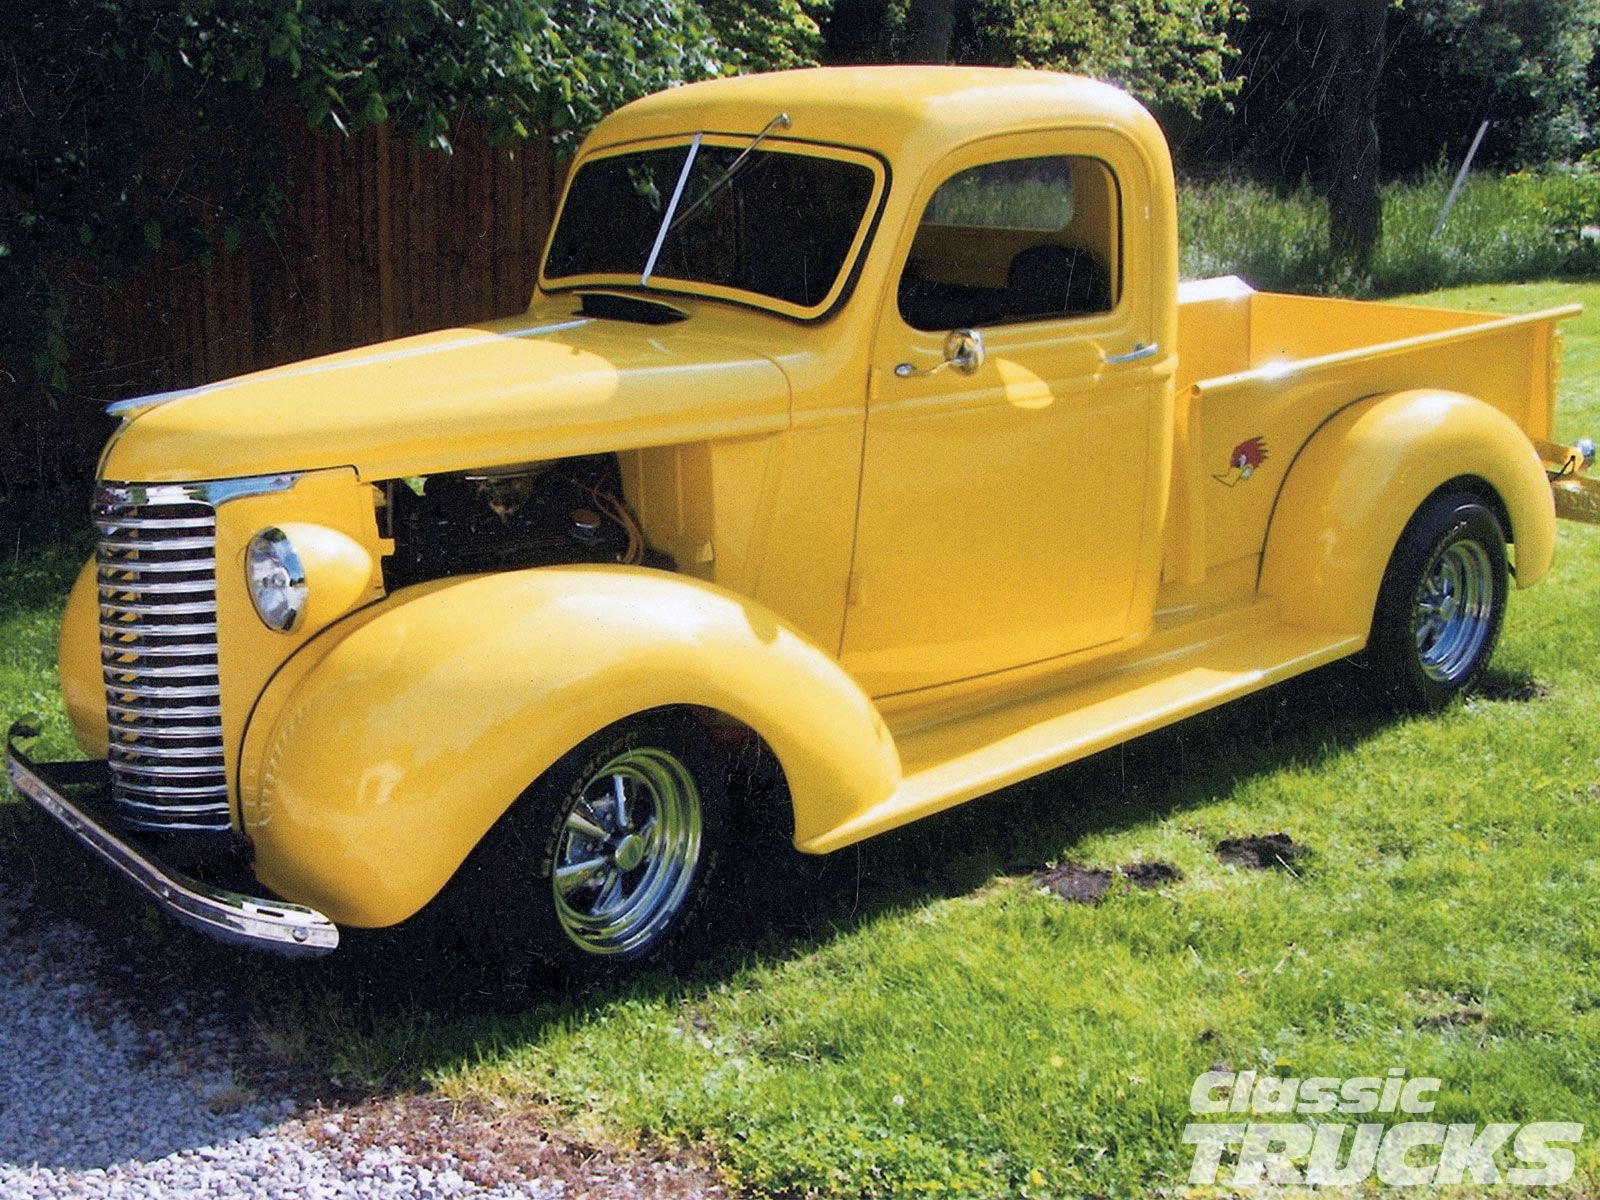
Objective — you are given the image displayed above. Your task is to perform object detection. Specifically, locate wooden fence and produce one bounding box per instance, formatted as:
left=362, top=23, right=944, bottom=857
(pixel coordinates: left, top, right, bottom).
left=84, top=116, right=564, bottom=404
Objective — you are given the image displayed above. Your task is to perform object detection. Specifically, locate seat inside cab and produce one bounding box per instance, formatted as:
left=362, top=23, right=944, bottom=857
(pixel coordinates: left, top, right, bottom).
left=898, top=155, right=1120, bottom=332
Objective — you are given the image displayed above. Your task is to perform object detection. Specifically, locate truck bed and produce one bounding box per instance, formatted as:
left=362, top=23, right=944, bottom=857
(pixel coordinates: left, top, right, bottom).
left=1165, top=276, right=1578, bottom=589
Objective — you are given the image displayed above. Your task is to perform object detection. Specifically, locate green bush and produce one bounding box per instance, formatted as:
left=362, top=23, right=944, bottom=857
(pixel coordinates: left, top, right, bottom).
left=1506, top=154, right=1600, bottom=239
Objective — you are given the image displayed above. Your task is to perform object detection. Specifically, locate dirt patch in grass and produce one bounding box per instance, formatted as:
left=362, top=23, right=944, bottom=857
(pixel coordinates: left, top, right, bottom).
left=1214, top=833, right=1305, bottom=870
left=1034, top=860, right=1184, bottom=902
left=1034, top=863, right=1114, bottom=904
left=1408, top=988, right=1487, bottom=1030
left=1475, top=677, right=1552, bottom=703
left=1119, top=861, right=1184, bottom=889
left=1417, top=1007, right=1486, bottom=1029
left=308, top=1094, right=734, bottom=1198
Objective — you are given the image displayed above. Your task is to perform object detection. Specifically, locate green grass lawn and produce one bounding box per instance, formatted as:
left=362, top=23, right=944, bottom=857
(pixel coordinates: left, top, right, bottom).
left=3, top=283, right=1599, bottom=1197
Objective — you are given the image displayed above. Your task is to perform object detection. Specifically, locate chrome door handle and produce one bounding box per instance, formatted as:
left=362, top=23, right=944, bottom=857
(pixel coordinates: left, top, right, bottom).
left=1103, top=342, right=1158, bottom=365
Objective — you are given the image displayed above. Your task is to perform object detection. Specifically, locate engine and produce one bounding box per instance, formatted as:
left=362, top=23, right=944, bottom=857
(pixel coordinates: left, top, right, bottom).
left=380, top=453, right=669, bottom=590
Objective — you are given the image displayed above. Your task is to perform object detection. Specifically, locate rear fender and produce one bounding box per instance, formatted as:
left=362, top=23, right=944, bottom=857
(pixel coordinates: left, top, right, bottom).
left=1259, top=389, right=1556, bottom=638
left=240, top=567, right=899, bottom=928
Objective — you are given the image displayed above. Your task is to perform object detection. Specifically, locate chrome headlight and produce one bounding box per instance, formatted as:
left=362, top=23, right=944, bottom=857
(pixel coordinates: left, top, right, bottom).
left=246, top=528, right=307, bottom=631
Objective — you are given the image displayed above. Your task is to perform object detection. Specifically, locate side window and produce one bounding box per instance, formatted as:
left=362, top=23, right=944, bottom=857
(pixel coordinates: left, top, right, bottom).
left=898, top=155, right=1120, bottom=333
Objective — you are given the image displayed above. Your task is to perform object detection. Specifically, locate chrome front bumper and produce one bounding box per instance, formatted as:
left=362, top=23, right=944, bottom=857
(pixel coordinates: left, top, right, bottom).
left=5, top=720, right=338, bottom=957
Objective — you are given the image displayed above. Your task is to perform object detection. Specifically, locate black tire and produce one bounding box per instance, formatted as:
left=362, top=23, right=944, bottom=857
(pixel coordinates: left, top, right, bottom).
left=1368, top=490, right=1508, bottom=712
left=470, top=712, right=727, bottom=983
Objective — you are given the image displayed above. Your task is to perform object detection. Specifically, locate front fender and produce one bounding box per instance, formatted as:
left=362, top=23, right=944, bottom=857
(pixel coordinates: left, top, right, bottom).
left=1259, top=389, right=1556, bottom=638
left=240, top=567, right=899, bottom=928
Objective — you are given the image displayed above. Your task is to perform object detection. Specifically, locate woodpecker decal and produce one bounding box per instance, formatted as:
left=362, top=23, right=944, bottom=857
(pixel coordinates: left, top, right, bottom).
left=1214, top=436, right=1269, bottom=487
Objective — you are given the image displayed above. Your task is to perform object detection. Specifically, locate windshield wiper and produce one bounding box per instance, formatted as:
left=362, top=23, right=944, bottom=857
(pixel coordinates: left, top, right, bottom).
left=666, top=112, right=792, bottom=239
left=638, top=112, right=793, bottom=287
left=640, top=131, right=704, bottom=287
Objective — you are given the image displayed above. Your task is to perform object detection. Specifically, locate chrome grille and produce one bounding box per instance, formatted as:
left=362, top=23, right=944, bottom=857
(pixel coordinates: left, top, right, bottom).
left=96, top=484, right=229, bottom=832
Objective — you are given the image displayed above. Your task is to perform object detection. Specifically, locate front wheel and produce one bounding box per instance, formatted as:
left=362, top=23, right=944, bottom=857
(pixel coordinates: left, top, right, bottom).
left=473, top=713, right=727, bottom=982
left=1368, top=490, right=1508, bottom=711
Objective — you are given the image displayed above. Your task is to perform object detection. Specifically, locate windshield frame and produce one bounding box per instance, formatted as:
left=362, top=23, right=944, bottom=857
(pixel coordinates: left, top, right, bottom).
left=538, top=133, right=891, bottom=322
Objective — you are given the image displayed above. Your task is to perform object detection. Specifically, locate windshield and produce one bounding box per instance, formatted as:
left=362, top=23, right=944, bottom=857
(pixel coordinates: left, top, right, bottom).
left=543, top=141, right=880, bottom=313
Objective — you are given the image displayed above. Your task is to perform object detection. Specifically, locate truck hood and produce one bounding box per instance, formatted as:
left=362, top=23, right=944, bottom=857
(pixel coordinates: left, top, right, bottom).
left=100, top=312, right=793, bottom=483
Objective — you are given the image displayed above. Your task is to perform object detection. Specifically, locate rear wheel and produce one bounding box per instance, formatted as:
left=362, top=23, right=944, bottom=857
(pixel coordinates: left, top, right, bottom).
left=1369, top=490, right=1507, bottom=711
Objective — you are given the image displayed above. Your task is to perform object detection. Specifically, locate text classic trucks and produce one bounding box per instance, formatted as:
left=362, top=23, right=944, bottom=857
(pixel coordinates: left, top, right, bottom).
left=8, top=67, right=1598, bottom=977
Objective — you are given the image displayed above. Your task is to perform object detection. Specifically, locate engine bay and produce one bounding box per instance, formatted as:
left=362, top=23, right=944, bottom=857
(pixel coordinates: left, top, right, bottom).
left=379, top=454, right=671, bottom=590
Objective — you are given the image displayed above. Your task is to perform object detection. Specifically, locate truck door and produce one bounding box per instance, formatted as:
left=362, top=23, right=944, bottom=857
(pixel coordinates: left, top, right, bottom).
left=840, top=132, right=1163, bottom=696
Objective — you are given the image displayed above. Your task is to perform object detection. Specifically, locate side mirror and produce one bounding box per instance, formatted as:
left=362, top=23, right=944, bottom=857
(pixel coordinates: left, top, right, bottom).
left=895, top=328, right=986, bottom=378
left=943, top=328, right=985, bottom=375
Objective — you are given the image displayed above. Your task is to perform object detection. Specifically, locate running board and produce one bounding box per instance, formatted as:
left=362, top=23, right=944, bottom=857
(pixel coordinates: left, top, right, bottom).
left=798, top=623, right=1363, bottom=853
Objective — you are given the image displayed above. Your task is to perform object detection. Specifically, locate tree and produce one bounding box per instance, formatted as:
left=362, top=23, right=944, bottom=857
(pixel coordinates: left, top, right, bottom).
left=824, top=0, right=1245, bottom=118
left=965, top=0, right=1245, bottom=116
left=904, top=0, right=962, bottom=65
left=1326, top=0, right=1388, bottom=266
left=1192, top=1, right=1600, bottom=182
left=1392, top=0, right=1600, bottom=166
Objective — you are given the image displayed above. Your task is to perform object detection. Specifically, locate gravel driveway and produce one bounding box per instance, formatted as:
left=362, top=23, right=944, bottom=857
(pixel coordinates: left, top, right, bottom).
left=0, top=881, right=729, bottom=1199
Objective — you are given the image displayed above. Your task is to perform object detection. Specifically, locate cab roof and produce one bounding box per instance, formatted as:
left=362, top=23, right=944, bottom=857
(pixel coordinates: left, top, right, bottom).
left=584, top=66, right=1164, bottom=168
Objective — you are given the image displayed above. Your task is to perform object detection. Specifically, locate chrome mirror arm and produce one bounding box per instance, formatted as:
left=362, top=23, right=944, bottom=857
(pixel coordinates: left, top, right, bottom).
left=896, top=328, right=985, bottom=378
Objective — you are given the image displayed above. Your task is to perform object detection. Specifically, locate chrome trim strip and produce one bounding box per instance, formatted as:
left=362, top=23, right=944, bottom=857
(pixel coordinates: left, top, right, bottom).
left=100, top=597, right=217, bottom=613
left=98, top=535, right=216, bottom=552
left=101, top=681, right=221, bottom=700
left=102, top=643, right=218, bottom=659
left=105, top=381, right=233, bottom=420
left=98, top=475, right=298, bottom=508
left=104, top=764, right=228, bottom=784
left=107, top=724, right=223, bottom=741
left=97, top=558, right=219, bottom=575
left=642, top=131, right=704, bottom=287
left=100, top=582, right=219, bottom=598
left=102, top=661, right=221, bottom=681
left=107, top=701, right=222, bottom=721
left=101, top=622, right=218, bottom=639
left=109, top=744, right=225, bottom=761
left=95, top=515, right=217, bottom=531
left=113, top=791, right=232, bottom=808
left=5, top=724, right=338, bottom=957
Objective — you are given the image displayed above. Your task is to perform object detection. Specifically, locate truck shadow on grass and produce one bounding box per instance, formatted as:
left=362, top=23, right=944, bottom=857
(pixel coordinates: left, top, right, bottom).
left=0, top=656, right=1548, bottom=1100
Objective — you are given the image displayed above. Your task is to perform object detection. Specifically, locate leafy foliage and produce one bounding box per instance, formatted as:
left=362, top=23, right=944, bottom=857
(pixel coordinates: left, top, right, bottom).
left=831, top=0, right=1244, bottom=117
left=957, top=0, right=1245, bottom=116
left=169, top=0, right=728, bottom=148
left=702, top=0, right=826, bottom=72
left=1186, top=0, right=1600, bottom=182
left=1397, top=0, right=1600, bottom=166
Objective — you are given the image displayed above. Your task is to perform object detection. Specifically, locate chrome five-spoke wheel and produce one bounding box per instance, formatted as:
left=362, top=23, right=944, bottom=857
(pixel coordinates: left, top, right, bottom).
left=1411, top=538, right=1495, bottom=684
left=468, top=713, right=728, bottom=981
left=550, top=746, right=703, bottom=958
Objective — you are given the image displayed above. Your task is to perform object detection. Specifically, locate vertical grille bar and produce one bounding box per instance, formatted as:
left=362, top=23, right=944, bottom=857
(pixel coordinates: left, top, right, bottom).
left=96, top=484, right=230, bottom=832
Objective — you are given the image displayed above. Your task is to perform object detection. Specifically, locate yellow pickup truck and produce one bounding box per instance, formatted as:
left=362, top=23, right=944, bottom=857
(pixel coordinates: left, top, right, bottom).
left=8, top=66, right=1597, bottom=977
